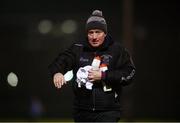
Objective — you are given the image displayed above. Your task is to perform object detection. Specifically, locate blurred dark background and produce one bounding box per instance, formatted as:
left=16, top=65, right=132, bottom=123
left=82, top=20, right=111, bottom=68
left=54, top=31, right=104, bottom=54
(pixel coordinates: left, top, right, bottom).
left=0, top=0, right=179, bottom=121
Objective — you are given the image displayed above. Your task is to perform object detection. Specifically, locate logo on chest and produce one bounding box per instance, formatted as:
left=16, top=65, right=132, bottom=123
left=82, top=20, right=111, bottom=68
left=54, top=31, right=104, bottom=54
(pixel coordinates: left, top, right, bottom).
left=80, top=57, right=89, bottom=62
left=101, top=54, right=112, bottom=65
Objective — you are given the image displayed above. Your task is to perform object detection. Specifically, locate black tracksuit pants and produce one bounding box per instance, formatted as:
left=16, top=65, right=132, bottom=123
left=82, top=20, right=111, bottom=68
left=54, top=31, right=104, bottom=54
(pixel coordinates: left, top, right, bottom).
left=73, top=109, right=121, bottom=122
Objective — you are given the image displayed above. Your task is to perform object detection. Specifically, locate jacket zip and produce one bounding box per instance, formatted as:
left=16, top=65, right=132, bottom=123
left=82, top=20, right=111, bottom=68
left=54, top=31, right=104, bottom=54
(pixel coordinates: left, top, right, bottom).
left=92, top=51, right=97, bottom=111
left=92, top=88, right=96, bottom=111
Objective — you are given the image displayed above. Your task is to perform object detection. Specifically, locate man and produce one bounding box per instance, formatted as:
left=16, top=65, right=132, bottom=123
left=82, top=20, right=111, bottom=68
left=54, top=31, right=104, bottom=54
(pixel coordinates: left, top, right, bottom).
left=48, top=10, right=135, bottom=122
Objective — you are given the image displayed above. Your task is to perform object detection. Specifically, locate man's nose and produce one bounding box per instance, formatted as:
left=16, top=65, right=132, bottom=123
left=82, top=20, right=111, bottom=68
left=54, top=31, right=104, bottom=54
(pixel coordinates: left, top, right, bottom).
left=92, top=33, right=97, bottom=39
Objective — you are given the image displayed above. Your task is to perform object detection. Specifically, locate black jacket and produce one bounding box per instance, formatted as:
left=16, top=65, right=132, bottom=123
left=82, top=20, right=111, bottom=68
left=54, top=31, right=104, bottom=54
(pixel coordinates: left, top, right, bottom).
left=48, top=34, right=136, bottom=111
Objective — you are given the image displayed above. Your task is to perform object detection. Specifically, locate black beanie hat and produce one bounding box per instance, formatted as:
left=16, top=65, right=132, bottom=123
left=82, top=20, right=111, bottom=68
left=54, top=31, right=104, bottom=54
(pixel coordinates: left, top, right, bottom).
left=86, top=10, right=107, bottom=33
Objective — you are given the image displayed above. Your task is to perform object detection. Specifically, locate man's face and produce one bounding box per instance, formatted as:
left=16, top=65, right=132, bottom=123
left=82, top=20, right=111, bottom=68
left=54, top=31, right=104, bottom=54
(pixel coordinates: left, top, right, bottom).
left=87, top=29, right=106, bottom=48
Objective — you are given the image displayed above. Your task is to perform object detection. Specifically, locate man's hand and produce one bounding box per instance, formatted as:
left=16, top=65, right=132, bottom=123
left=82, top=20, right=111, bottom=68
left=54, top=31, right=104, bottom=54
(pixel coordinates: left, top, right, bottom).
left=53, top=73, right=66, bottom=89
left=88, top=69, right=102, bottom=82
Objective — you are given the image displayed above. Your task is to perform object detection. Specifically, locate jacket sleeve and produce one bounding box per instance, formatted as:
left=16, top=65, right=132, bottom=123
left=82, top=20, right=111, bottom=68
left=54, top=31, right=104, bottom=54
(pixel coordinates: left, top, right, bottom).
left=104, top=47, right=136, bottom=86
left=48, top=44, right=77, bottom=78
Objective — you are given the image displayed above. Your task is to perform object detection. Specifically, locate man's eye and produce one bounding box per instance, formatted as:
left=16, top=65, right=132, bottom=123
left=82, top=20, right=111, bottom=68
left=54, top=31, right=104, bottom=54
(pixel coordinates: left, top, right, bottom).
left=96, top=31, right=101, bottom=33
left=88, top=32, right=93, bottom=34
